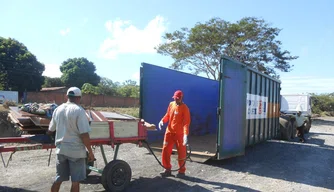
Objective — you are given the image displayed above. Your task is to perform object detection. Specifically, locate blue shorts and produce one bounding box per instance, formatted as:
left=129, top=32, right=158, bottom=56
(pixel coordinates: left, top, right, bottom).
left=55, top=154, right=86, bottom=182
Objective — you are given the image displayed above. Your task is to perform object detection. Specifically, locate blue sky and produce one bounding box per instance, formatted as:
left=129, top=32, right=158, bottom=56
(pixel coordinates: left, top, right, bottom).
left=1, top=0, right=333, bottom=94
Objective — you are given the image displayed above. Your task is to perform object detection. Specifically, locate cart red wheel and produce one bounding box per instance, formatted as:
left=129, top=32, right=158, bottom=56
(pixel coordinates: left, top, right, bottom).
left=101, top=160, right=132, bottom=192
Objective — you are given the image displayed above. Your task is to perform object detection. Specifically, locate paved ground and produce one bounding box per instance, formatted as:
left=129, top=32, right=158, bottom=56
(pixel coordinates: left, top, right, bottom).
left=1, top=117, right=334, bottom=192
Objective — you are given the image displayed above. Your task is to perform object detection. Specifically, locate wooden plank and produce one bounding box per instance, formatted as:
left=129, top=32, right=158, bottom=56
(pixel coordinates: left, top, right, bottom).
left=99, top=111, right=137, bottom=121
left=90, top=121, right=110, bottom=139
left=143, top=122, right=157, bottom=131
left=7, top=113, right=35, bottom=127
left=19, top=126, right=48, bottom=131
left=89, top=110, right=108, bottom=121
left=113, top=121, right=138, bottom=138
left=30, top=116, right=51, bottom=127
left=7, top=113, right=20, bottom=124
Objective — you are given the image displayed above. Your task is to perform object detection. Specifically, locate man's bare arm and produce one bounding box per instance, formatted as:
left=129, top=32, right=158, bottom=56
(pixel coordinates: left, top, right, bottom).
left=80, top=133, right=95, bottom=161
left=80, top=133, right=93, bottom=153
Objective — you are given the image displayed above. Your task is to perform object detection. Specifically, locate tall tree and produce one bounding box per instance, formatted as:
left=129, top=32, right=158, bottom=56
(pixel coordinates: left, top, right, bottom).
left=81, top=83, right=100, bottom=95
left=117, top=79, right=139, bottom=97
left=0, top=73, right=5, bottom=90
left=42, top=77, right=64, bottom=88
left=0, top=37, right=45, bottom=91
left=97, top=77, right=119, bottom=96
left=60, top=57, right=100, bottom=88
left=155, top=17, right=298, bottom=80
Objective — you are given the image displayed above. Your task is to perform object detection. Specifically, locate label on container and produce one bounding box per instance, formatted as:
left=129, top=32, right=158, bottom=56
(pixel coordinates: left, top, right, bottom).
left=246, top=93, right=268, bottom=119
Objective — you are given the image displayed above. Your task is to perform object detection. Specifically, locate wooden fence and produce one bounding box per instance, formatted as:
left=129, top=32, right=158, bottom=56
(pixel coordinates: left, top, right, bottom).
left=25, top=92, right=139, bottom=107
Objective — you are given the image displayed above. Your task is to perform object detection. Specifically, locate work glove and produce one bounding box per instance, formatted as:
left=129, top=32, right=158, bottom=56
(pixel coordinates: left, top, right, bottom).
left=183, top=135, right=188, bottom=146
left=158, top=121, right=163, bottom=130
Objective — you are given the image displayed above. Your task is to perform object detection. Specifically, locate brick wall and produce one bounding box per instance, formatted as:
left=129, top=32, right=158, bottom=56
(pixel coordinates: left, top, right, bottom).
left=25, top=92, right=139, bottom=107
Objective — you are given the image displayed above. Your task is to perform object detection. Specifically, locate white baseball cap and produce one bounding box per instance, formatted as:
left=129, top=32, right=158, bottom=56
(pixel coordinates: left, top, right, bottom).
left=67, top=87, right=82, bottom=97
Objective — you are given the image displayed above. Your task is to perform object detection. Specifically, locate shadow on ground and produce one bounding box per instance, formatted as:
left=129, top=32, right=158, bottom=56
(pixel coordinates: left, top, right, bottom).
left=125, top=176, right=261, bottom=192
left=81, top=175, right=101, bottom=185
left=205, top=119, right=334, bottom=191
left=0, top=186, right=38, bottom=192
left=82, top=174, right=259, bottom=192
left=304, top=118, right=334, bottom=149
left=312, top=118, right=334, bottom=127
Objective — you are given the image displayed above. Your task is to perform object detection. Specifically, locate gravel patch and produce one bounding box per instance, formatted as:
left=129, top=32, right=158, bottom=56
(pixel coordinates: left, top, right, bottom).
left=1, top=117, right=334, bottom=192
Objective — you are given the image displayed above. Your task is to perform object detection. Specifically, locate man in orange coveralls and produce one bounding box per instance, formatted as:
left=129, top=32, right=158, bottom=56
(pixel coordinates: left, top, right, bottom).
left=158, top=90, right=191, bottom=178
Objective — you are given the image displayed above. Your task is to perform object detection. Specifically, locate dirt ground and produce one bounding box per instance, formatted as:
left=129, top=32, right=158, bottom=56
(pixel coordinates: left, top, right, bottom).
left=1, top=117, right=334, bottom=192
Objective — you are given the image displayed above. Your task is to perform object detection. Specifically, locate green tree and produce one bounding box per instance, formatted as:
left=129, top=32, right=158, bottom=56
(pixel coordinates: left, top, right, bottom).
left=0, top=37, right=45, bottom=91
left=0, top=73, right=5, bottom=90
left=311, top=93, right=334, bottom=115
left=97, top=77, right=120, bottom=96
left=81, top=83, right=100, bottom=95
left=60, top=57, right=100, bottom=88
left=155, top=17, right=298, bottom=80
left=117, top=80, right=139, bottom=97
left=42, top=77, right=64, bottom=88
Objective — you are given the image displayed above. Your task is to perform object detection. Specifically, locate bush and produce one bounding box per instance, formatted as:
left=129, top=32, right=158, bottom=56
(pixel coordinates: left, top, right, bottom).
left=2, top=100, right=17, bottom=109
left=311, top=93, right=334, bottom=116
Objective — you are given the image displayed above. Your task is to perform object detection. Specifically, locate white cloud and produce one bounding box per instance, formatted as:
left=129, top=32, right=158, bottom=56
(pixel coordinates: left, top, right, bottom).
left=280, top=76, right=334, bottom=94
left=60, top=28, right=70, bottom=36
left=43, top=64, right=62, bottom=78
left=98, top=15, right=167, bottom=59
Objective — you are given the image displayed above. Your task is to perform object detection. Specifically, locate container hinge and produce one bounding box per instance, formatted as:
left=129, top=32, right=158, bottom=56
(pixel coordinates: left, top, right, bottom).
left=217, top=107, right=221, bottom=116
left=219, top=72, right=223, bottom=80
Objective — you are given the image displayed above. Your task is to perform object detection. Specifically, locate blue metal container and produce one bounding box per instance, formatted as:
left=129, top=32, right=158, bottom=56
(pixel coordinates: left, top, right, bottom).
left=140, top=56, right=281, bottom=161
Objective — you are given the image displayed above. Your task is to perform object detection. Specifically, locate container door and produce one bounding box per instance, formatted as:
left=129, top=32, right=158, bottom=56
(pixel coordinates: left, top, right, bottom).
left=217, top=57, right=247, bottom=160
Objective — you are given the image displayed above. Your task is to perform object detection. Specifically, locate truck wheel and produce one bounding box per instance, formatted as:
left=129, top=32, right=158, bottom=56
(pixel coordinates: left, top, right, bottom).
left=304, top=118, right=312, bottom=133
left=279, top=118, right=292, bottom=141
left=101, top=160, right=132, bottom=192
left=291, top=120, right=297, bottom=139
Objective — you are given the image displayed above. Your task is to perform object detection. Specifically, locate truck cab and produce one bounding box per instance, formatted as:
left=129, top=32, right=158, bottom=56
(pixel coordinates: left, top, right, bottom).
left=280, top=94, right=312, bottom=133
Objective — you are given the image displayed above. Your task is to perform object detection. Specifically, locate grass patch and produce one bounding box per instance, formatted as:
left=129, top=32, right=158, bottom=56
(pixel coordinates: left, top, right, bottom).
left=92, top=107, right=139, bottom=118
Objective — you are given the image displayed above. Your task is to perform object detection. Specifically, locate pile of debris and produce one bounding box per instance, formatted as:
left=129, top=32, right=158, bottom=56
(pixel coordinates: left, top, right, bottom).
left=7, top=103, right=55, bottom=134
left=6, top=103, right=156, bottom=135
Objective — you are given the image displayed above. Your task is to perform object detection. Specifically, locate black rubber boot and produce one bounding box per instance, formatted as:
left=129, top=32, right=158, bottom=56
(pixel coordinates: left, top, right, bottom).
left=176, top=172, right=186, bottom=178
left=160, top=170, right=172, bottom=177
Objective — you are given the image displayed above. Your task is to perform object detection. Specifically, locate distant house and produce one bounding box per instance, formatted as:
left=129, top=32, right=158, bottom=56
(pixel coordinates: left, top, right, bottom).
left=40, top=87, right=67, bottom=93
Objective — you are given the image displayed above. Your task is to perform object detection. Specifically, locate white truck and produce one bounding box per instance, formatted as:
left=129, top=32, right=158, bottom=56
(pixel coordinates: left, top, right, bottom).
left=280, top=94, right=312, bottom=136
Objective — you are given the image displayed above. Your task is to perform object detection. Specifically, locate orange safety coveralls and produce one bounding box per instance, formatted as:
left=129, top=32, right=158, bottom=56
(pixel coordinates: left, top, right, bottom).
left=161, top=101, right=191, bottom=173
